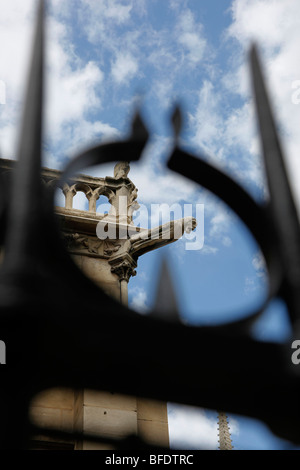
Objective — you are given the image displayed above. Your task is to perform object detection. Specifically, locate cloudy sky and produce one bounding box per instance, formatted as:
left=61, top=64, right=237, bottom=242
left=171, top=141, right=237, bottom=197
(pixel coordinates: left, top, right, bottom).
left=1, top=0, right=300, bottom=450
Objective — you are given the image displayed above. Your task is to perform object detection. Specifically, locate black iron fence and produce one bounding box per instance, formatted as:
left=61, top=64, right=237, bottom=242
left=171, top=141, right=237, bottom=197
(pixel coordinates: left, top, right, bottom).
left=0, top=0, right=299, bottom=450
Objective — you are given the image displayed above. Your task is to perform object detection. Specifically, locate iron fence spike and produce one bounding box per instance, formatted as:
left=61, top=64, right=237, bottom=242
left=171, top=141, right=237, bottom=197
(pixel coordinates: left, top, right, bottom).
left=250, top=43, right=300, bottom=324
left=3, top=0, right=45, bottom=267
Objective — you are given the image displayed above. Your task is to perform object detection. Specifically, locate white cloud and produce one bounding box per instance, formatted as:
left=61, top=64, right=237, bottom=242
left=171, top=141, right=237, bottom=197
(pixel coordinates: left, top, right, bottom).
left=222, top=236, right=232, bottom=247
left=77, top=0, right=209, bottom=111
left=150, top=79, right=174, bottom=108
left=176, top=9, right=207, bottom=66
left=227, top=0, right=297, bottom=50
left=244, top=251, right=267, bottom=295
left=252, top=251, right=266, bottom=276
left=84, top=0, right=133, bottom=25
left=0, top=2, right=119, bottom=168
left=208, top=206, right=234, bottom=249
left=49, top=0, right=71, bottom=18
left=0, top=0, right=35, bottom=91
left=0, top=0, right=36, bottom=158
left=187, top=0, right=300, bottom=212
left=228, top=414, right=239, bottom=443
left=200, top=244, right=218, bottom=255
left=78, top=0, right=136, bottom=47
left=210, top=212, right=229, bottom=237
left=190, top=80, right=225, bottom=158
left=44, top=14, right=116, bottom=167
left=0, top=123, right=19, bottom=159
left=129, top=287, right=149, bottom=314
left=168, top=404, right=219, bottom=450
left=225, top=0, right=300, bottom=210
left=99, top=2, right=132, bottom=24
left=111, top=52, right=139, bottom=84
left=45, top=115, right=120, bottom=170
left=189, top=79, right=265, bottom=198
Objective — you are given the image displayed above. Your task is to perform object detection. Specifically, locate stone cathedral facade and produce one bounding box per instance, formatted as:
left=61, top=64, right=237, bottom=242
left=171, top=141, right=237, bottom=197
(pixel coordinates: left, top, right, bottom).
left=0, top=158, right=196, bottom=450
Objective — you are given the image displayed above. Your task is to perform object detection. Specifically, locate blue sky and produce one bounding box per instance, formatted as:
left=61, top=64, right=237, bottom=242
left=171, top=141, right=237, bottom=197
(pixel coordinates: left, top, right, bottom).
left=1, top=0, right=300, bottom=450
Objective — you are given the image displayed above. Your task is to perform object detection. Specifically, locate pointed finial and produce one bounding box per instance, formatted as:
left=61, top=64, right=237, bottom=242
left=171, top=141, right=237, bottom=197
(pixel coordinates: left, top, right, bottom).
left=152, top=258, right=181, bottom=323
left=130, top=109, right=149, bottom=143
left=250, top=42, right=300, bottom=325
left=114, top=161, right=130, bottom=179
left=171, top=105, right=183, bottom=138
left=3, top=0, right=45, bottom=265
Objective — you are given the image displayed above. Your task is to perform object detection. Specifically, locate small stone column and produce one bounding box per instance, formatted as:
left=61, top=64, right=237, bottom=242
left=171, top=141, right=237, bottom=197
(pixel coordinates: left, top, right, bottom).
left=109, top=255, right=137, bottom=306
left=63, top=185, right=76, bottom=210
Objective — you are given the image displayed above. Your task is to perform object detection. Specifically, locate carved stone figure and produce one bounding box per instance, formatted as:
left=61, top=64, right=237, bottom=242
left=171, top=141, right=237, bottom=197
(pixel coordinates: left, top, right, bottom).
left=63, top=233, right=104, bottom=255
left=114, top=161, right=130, bottom=179
left=129, top=217, right=197, bottom=258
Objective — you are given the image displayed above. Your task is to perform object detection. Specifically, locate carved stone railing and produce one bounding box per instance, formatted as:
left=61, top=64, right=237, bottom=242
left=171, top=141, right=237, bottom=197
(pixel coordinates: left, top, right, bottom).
left=0, top=158, right=195, bottom=306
